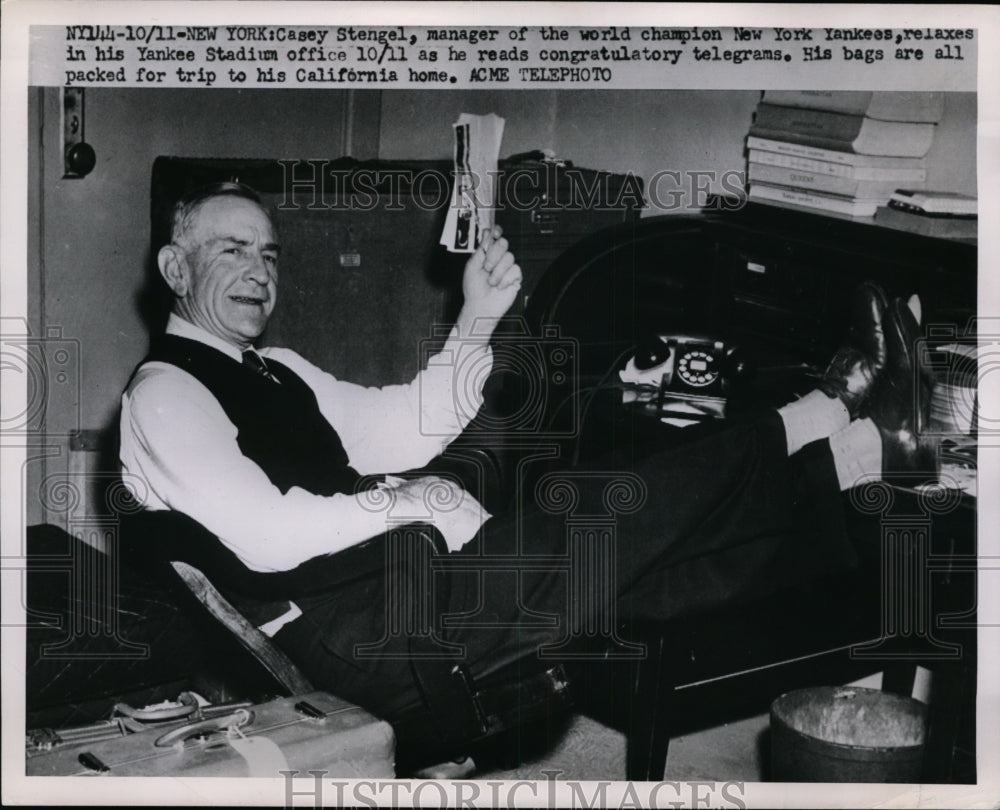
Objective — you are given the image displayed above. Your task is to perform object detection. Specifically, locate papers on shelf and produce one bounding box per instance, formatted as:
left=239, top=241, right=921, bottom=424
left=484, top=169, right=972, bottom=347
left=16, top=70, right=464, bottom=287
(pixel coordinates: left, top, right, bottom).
left=928, top=342, right=979, bottom=435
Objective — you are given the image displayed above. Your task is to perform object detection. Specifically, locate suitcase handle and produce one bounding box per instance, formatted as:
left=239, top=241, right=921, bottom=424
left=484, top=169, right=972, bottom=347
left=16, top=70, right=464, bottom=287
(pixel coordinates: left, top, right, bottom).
left=154, top=709, right=254, bottom=747
left=114, top=692, right=200, bottom=722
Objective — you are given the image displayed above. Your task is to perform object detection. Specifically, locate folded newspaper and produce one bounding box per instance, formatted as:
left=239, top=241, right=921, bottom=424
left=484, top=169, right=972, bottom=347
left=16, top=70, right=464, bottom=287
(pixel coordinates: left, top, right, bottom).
left=441, top=113, right=505, bottom=253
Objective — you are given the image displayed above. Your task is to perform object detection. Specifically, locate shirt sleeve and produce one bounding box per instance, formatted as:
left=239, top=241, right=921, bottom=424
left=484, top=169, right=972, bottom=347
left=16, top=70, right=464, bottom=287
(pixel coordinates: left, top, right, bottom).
left=120, top=365, right=407, bottom=573
left=265, top=327, right=492, bottom=475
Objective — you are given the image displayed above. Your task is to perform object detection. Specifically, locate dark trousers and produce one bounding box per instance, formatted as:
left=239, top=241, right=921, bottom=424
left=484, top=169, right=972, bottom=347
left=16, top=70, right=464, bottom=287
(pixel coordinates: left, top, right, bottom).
left=274, top=412, right=856, bottom=720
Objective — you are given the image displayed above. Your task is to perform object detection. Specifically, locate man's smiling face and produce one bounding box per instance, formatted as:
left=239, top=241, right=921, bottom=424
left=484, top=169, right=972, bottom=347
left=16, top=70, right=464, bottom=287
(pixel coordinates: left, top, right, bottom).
left=169, top=195, right=280, bottom=349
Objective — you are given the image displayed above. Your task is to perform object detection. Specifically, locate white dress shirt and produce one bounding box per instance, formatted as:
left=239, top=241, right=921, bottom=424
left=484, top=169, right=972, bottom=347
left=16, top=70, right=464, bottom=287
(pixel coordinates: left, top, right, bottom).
left=120, top=314, right=493, bottom=575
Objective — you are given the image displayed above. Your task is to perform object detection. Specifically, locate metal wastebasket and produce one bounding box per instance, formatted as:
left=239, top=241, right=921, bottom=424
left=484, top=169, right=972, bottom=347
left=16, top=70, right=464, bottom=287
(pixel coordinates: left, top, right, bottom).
left=770, top=686, right=927, bottom=783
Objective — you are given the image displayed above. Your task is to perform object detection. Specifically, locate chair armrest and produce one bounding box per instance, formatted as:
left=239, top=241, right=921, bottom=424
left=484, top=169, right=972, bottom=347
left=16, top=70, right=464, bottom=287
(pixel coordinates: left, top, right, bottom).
left=169, top=561, right=315, bottom=696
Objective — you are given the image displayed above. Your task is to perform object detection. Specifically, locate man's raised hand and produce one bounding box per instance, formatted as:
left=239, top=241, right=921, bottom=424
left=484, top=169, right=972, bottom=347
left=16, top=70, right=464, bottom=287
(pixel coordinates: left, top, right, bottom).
left=460, top=225, right=522, bottom=331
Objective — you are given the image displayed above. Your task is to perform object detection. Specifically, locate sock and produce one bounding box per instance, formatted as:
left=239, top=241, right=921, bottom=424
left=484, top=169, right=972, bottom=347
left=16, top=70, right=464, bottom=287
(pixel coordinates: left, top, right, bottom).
left=778, top=390, right=850, bottom=456
left=829, top=418, right=883, bottom=491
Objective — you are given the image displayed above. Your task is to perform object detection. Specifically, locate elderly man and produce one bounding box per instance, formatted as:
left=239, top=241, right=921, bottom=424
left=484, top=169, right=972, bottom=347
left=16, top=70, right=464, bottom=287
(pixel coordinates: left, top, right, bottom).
left=120, top=182, right=933, bottom=737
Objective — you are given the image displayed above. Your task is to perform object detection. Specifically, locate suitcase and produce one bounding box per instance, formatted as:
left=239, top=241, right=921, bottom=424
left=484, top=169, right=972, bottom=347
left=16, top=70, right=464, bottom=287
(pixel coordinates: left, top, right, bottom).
left=26, top=692, right=256, bottom=759
left=26, top=691, right=395, bottom=777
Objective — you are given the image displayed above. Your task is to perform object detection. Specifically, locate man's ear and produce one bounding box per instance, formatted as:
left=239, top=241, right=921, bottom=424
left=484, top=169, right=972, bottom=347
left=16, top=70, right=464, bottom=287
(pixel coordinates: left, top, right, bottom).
left=158, top=244, right=189, bottom=297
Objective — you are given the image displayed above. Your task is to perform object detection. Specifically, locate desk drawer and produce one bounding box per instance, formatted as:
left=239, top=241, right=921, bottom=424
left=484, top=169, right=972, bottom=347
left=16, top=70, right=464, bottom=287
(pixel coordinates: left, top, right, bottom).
left=717, top=244, right=834, bottom=354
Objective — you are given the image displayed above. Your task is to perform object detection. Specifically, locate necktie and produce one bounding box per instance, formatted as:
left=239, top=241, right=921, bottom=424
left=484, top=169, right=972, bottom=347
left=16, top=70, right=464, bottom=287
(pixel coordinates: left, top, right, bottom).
left=242, top=349, right=279, bottom=383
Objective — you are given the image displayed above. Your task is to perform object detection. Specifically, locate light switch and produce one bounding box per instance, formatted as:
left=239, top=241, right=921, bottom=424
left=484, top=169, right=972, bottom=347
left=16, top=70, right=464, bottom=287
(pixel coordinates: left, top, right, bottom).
left=62, top=88, right=96, bottom=178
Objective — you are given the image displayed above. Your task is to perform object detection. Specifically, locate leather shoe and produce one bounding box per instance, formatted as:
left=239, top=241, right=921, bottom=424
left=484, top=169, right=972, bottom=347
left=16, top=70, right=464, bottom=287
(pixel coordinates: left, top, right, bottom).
left=864, top=297, right=940, bottom=486
left=818, top=282, right=889, bottom=417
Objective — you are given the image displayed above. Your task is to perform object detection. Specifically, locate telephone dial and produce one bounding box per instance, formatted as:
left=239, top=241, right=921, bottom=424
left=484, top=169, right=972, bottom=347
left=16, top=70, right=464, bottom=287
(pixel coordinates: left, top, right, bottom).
left=630, top=334, right=753, bottom=418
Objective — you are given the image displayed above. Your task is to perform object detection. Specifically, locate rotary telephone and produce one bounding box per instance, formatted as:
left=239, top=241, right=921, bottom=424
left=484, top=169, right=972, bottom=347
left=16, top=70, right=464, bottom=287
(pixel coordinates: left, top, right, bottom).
left=631, top=334, right=752, bottom=418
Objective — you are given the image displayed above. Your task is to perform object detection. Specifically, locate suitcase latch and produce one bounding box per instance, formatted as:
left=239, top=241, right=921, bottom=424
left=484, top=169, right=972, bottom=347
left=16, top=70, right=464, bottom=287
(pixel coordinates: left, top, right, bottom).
left=293, top=700, right=325, bottom=719
left=78, top=751, right=110, bottom=774
left=27, top=728, right=62, bottom=752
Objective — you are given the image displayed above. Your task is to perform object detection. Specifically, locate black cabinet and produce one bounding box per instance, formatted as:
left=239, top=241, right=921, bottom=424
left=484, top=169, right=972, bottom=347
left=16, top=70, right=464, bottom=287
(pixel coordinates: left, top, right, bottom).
left=525, top=202, right=976, bottom=374
left=703, top=203, right=977, bottom=365
left=494, top=163, right=644, bottom=315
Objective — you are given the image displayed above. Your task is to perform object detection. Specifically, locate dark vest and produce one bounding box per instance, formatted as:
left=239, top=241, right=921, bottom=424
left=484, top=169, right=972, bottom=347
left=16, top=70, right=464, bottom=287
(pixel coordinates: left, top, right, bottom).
left=148, top=335, right=362, bottom=497
left=123, top=335, right=384, bottom=625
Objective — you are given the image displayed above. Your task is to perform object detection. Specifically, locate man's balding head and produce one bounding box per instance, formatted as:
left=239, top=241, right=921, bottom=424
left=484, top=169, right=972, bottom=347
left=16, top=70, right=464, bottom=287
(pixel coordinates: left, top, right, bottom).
left=158, top=184, right=280, bottom=349
left=169, top=182, right=265, bottom=247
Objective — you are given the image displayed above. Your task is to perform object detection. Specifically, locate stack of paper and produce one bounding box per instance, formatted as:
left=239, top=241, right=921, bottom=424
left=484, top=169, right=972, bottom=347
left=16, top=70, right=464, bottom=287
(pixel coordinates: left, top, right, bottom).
left=928, top=343, right=978, bottom=435
left=441, top=113, right=505, bottom=253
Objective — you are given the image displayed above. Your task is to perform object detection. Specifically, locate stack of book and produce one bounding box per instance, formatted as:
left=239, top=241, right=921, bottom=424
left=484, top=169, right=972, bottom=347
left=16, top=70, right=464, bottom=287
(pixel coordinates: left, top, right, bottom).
left=745, top=91, right=942, bottom=218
